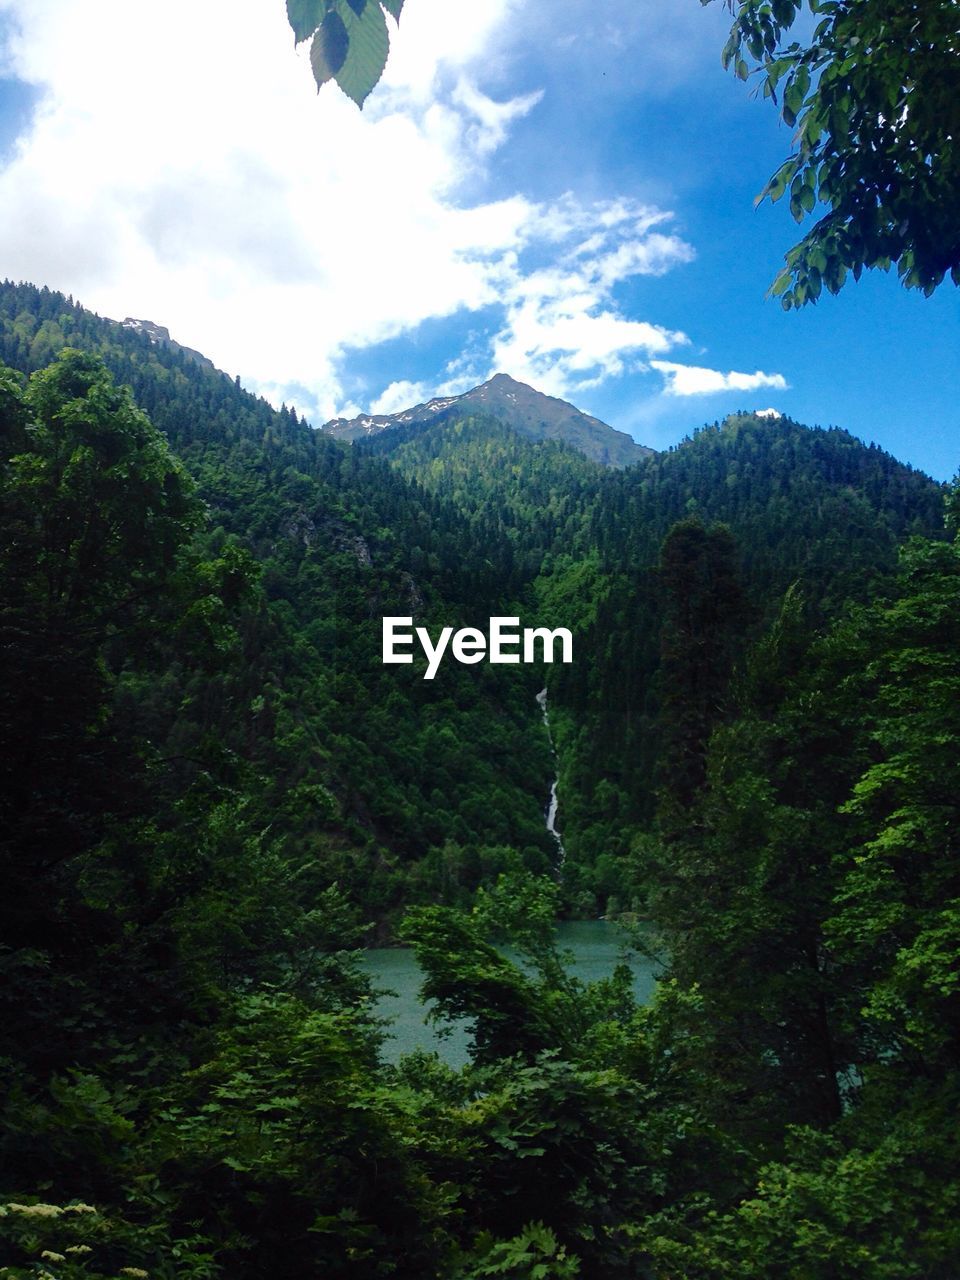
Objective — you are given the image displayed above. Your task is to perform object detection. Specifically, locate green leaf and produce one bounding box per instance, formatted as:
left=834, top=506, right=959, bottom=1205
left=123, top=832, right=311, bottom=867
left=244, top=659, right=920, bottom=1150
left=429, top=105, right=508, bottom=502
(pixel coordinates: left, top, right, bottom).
left=763, top=168, right=790, bottom=203
left=794, top=62, right=811, bottom=103
left=772, top=0, right=795, bottom=24
left=287, top=0, right=326, bottom=43
left=381, top=0, right=404, bottom=18
left=221, top=1155, right=251, bottom=1171
left=311, top=10, right=349, bottom=88
left=335, top=0, right=390, bottom=107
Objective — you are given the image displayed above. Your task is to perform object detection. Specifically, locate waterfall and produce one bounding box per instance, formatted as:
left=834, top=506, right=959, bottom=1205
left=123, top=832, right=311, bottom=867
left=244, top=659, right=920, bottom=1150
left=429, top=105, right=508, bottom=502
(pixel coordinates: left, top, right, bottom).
left=536, top=687, right=566, bottom=866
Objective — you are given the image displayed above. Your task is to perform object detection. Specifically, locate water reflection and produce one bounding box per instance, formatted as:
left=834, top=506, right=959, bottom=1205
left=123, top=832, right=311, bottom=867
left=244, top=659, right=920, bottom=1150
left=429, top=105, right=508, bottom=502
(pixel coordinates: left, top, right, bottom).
left=361, top=919, right=659, bottom=1067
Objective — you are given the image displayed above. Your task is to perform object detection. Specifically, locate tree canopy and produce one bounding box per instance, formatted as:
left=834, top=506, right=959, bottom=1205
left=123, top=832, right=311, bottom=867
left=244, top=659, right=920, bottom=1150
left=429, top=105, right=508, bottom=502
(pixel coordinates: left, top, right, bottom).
left=707, top=0, right=960, bottom=306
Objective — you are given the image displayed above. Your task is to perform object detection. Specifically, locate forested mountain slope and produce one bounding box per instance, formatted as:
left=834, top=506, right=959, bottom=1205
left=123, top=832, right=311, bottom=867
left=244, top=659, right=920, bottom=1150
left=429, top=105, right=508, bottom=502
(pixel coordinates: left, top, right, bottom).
left=354, top=385, right=946, bottom=907
left=0, top=280, right=557, bottom=926
left=360, top=411, right=606, bottom=579
left=2, top=281, right=944, bottom=921
left=547, top=413, right=947, bottom=902
left=3, top=278, right=959, bottom=1278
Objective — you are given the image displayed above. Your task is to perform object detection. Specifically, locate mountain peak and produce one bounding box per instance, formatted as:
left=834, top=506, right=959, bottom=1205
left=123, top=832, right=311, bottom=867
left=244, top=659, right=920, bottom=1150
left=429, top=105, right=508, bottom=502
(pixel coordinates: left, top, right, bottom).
left=122, top=317, right=172, bottom=343
left=323, top=374, right=653, bottom=468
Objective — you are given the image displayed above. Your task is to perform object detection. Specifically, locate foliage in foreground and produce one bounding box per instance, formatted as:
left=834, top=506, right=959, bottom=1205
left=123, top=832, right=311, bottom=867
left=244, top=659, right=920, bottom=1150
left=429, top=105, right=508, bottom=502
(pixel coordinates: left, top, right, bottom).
left=2, top=347, right=959, bottom=1276
left=706, top=0, right=960, bottom=307
left=287, top=0, right=403, bottom=106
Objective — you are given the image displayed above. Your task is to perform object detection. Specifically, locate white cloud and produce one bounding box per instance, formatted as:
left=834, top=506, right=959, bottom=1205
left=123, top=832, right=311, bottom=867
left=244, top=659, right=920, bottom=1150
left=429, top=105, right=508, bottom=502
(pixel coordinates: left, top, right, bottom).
left=0, top=0, right=748, bottom=422
left=651, top=360, right=788, bottom=397
left=370, top=379, right=430, bottom=414
left=485, top=203, right=694, bottom=396
left=379, top=0, right=522, bottom=101
left=754, top=407, right=783, bottom=419
left=450, top=78, right=544, bottom=156
left=0, top=0, right=548, bottom=418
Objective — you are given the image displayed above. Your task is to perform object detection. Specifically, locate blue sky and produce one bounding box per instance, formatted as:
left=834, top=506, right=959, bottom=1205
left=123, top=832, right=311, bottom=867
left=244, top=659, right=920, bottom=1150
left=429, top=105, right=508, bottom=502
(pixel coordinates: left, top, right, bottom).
left=0, top=0, right=956, bottom=479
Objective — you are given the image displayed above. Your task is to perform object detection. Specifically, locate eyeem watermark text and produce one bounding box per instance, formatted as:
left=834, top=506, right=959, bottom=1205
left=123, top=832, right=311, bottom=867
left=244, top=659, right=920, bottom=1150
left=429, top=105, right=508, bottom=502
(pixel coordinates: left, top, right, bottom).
left=382, top=616, right=573, bottom=680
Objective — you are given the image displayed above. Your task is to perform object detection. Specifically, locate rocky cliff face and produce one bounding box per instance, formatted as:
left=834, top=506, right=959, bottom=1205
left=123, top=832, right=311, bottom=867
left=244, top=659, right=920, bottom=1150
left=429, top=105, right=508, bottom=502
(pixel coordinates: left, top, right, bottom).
left=120, top=317, right=216, bottom=372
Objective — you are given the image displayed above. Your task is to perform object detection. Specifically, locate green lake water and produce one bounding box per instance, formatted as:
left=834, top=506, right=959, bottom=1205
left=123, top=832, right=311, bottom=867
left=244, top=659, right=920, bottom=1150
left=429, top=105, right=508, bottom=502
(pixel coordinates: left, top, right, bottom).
left=361, top=920, right=660, bottom=1067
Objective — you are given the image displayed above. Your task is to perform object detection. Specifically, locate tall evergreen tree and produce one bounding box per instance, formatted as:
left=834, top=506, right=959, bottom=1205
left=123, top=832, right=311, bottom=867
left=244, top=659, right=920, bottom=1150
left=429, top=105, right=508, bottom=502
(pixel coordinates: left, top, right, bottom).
left=656, top=517, right=751, bottom=822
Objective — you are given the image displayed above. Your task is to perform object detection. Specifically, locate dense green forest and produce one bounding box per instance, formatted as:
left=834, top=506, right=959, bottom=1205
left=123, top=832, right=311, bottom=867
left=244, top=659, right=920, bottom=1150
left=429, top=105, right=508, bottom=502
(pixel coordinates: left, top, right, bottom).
left=0, top=282, right=563, bottom=931
left=361, top=389, right=946, bottom=910
left=2, top=280, right=958, bottom=1277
